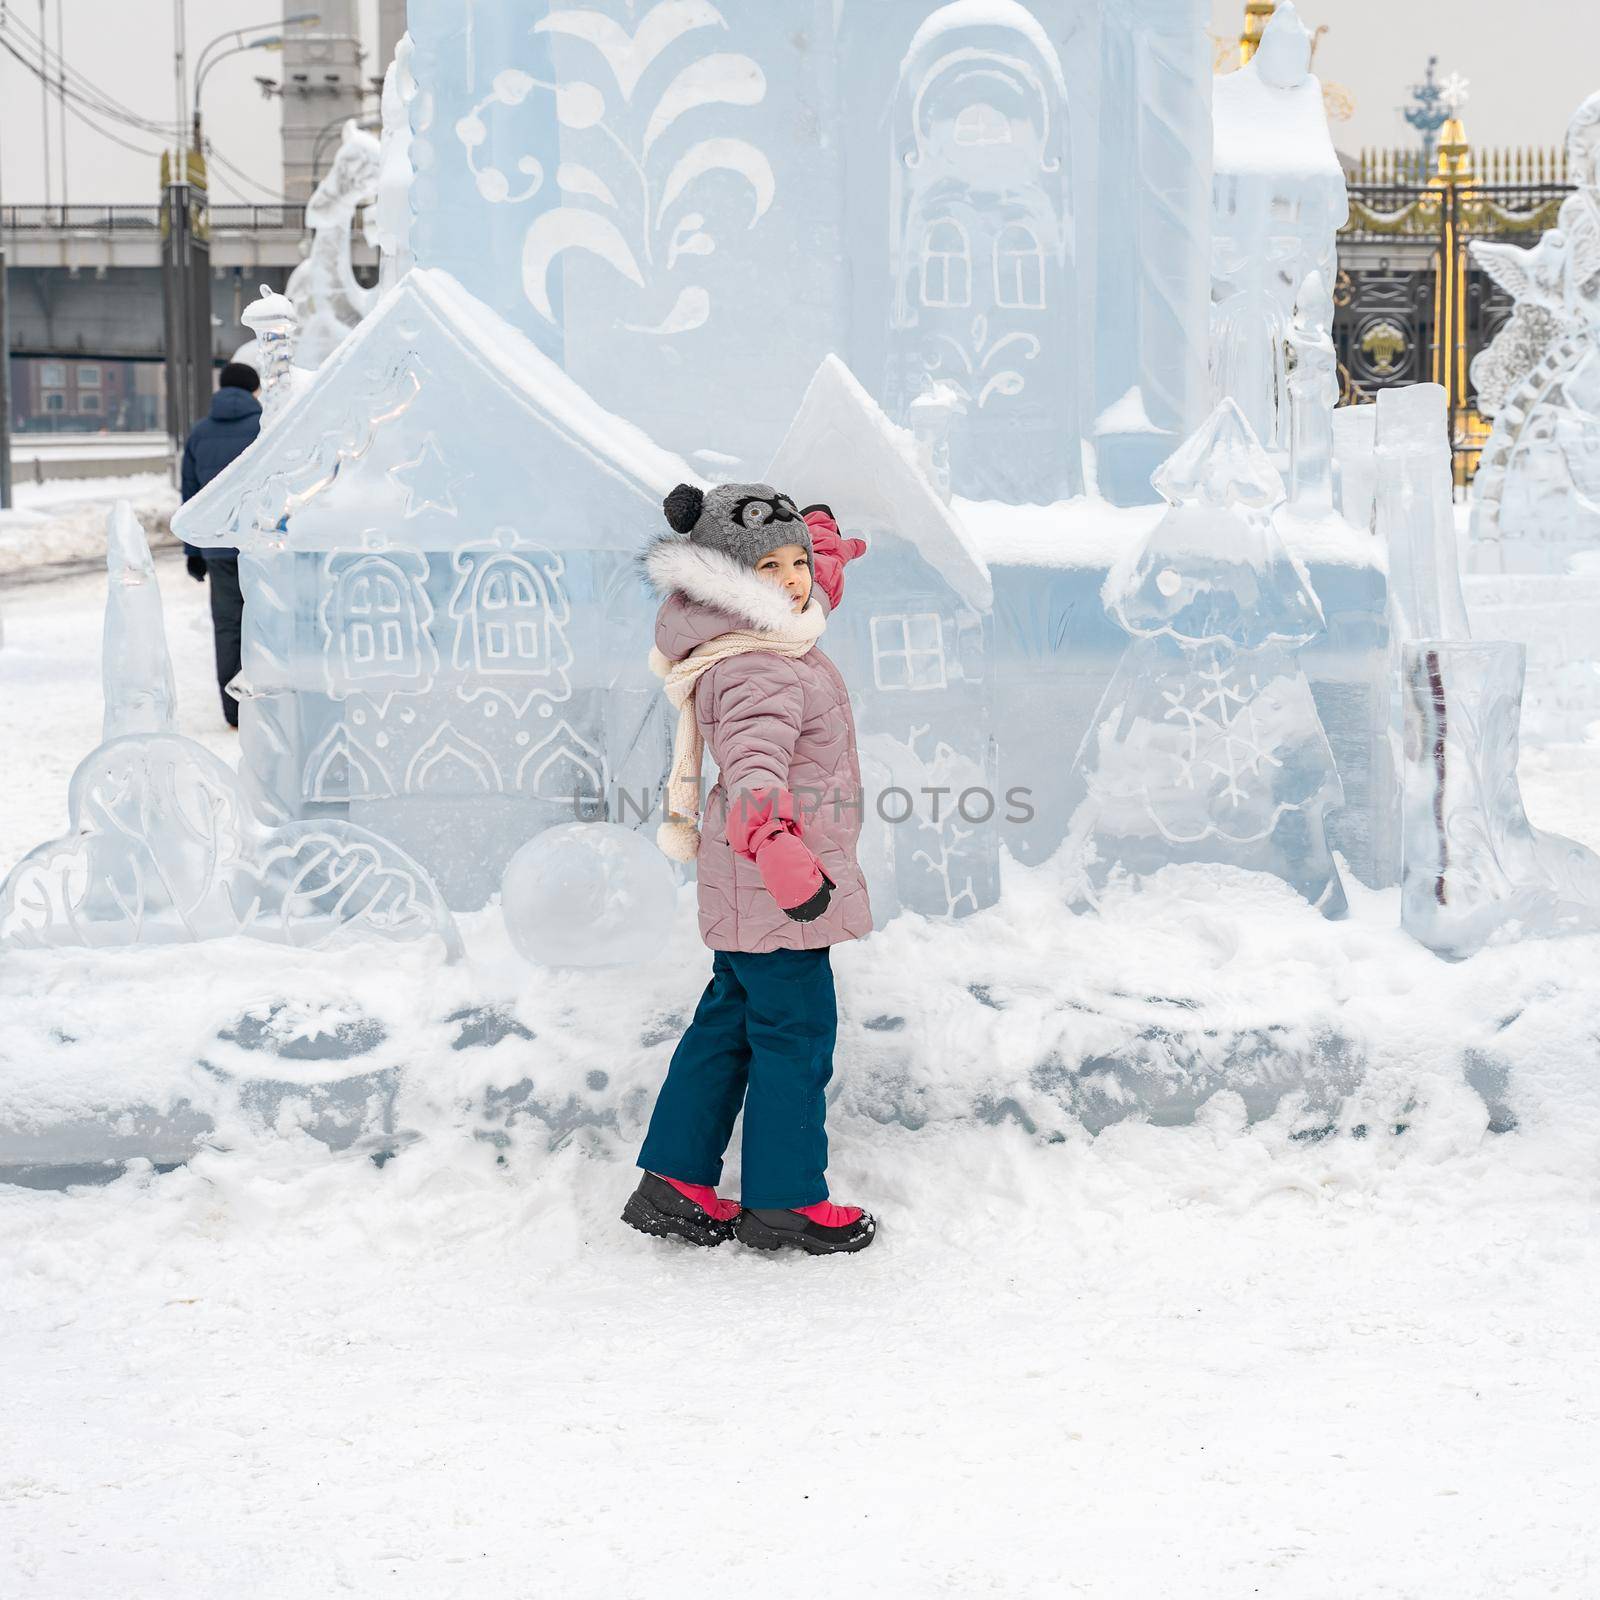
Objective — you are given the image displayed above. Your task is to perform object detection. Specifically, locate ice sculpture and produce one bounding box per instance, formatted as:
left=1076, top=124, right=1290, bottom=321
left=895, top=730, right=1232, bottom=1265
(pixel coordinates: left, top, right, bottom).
left=885, top=1, right=1083, bottom=503
left=1469, top=89, right=1600, bottom=571
left=1, top=532, right=461, bottom=957
left=1332, top=403, right=1378, bottom=532
left=286, top=120, right=383, bottom=369
left=172, top=268, right=689, bottom=912
left=1061, top=400, right=1348, bottom=916
left=1093, top=0, right=1214, bottom=505
left=1211, top=2, right=1347, bottom=456
left=102, top=501, right=177, bottom=741
left=240, top=285, right=301, bottom=424
left=0, top=738, right=461, bottom=957
left=1376, top=384, right=1472, bottom=644
left=765, top=356, right=998, bottom=919
left=1401, top=642, right=1600, bottom=957
left=1286, top=270, right=1338, bottom=518
left=406, top=0, right=1213, bottom=503
left=373, top=35, right=417, bottom=293
left=501, top=821, right=675, bottom=968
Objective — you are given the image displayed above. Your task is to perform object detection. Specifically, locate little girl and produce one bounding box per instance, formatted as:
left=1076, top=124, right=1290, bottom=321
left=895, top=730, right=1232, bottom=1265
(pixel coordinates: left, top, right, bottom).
left=622, top=482, right=876, bottom=1256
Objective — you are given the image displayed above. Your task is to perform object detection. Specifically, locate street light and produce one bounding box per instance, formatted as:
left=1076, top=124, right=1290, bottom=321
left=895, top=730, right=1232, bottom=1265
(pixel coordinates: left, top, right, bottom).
left=192, top=13, right=320, bottom=156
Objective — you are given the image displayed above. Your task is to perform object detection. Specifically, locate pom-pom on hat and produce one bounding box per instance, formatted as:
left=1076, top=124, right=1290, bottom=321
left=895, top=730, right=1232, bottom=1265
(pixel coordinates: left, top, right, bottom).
left=660, top=481, right=813, bottom=570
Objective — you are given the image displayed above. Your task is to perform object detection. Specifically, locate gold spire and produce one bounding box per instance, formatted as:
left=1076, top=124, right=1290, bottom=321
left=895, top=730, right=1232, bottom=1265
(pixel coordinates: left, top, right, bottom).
left=1240, top=0, right=1276, bottom=66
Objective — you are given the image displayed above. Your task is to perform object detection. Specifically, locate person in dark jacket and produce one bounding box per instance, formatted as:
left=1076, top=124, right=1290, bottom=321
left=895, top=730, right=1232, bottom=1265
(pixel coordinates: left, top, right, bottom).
left=181, top=362, right=262, bottom=728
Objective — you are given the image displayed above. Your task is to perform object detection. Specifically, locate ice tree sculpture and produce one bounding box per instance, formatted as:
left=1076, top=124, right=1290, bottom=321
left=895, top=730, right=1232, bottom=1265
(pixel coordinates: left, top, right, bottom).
left=1401, top=642, right=1600, bottom=957
left=1285, top=269, right=1338, bottom=518
left=1469, top=89, right=1600, bottom=570
left=1375, top=383, right=1472, bottom=644
left=1211, top=2, right=1348, bottom=455
left=1062, top=399, right=1348, bottom=916
left=1, top=520, right=461, bottom=958
left=102, top=502, right=177, bottom=741
left=286, top=120, right=383, bottom=368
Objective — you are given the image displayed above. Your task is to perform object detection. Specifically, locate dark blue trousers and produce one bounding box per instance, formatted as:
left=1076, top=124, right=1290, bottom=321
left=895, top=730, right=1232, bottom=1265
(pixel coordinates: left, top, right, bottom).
left=638, top=947, right=837, bottom=1210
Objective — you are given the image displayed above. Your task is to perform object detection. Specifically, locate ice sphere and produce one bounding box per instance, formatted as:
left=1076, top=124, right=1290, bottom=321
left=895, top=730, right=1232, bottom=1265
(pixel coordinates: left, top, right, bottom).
left=1063, top=400, right=1348, bottom=916
left=102, top=501, right=177, bottom=742
left=1401, top=641, right=1600, bottom=957
left=1376, top=384, right=1472, bottom=644
left=501, top=822, right=676, bottom=968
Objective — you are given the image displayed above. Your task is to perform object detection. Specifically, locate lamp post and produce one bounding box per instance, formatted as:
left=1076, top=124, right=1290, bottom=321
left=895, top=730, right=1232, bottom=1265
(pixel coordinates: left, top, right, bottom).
left=192, top=13, right=320, bottom=162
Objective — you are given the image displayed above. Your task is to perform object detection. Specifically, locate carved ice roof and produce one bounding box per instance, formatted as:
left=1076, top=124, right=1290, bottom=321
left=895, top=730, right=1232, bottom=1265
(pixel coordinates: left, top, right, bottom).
left=765, top=355, right=992, bottom=613
left=174, top=267, right=697, bottom=555
left=900, top=0, right=1068, bottom=98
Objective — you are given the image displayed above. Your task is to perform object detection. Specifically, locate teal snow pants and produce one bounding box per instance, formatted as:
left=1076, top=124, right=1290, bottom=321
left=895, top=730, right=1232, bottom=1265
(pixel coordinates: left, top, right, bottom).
left=637, top=946, right=838, bottom=1210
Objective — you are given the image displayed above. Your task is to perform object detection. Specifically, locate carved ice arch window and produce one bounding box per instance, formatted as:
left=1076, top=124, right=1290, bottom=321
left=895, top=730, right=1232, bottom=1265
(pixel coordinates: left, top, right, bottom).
left=514, top=720, right=605, bottom=806
left=994, top=222, right=1045, bottom=310
left=921, top=219, right=972, bottom=310
left=321, top=550, right=437, bottom=698
left=954, top=102, right=1011, bottom=147
left=347, top=566, right=409, bottom=667
left=871, top=613, right=947, bottom=691
left=448, top=546, right=574, bottom=712
left=470, top=558, right=545, bottom=665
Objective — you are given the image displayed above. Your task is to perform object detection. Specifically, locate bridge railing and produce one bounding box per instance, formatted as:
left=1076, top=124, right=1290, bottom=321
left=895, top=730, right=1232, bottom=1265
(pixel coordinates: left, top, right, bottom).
left=0, top=204, right=308, bottom=233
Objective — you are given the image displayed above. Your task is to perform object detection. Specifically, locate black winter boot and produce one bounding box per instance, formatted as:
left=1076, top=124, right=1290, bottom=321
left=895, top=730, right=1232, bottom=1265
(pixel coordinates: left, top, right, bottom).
left=621, top=1172, right=737, bottom=1248
left=735, top=1204, right=877, bottom=1255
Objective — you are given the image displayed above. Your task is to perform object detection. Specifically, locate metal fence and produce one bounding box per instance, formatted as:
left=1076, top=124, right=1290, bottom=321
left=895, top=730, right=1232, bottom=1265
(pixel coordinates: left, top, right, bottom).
left=0, top=204, right=307, bottom=233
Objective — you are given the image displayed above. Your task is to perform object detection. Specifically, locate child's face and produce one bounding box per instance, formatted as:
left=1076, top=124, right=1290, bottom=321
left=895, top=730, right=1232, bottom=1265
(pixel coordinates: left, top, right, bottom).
left=755, top=543, right=813, bottom=611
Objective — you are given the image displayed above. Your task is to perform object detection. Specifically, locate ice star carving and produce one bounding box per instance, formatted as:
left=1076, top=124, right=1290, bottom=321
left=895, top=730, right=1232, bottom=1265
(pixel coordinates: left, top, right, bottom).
left=389, top=438, right=468, bottom=518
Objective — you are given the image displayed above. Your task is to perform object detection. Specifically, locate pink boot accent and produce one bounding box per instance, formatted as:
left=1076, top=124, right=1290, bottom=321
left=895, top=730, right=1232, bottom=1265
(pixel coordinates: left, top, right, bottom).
left=656, top=1174, right=741, bottom=1223
left=792, top=1200, right=863, bottom=1228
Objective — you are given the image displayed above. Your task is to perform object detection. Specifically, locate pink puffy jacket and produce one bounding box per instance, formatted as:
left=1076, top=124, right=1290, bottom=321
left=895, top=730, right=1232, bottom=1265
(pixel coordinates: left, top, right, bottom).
left=645, top=523, right=872, bottom=954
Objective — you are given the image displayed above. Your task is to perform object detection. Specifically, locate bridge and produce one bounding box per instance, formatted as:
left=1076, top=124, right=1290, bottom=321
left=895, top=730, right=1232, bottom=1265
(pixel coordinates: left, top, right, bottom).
left=2, top=205, right=377, bottom=363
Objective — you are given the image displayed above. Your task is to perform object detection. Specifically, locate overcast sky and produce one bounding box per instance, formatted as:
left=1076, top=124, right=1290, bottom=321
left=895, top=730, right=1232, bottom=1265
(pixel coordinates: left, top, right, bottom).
left=0, top=1, right=1594, bottom=204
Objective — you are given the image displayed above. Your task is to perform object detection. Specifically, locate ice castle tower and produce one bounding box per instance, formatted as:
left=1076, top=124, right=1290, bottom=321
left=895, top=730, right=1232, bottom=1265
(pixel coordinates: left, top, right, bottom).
left=405, top=0, right=1214, bottom=507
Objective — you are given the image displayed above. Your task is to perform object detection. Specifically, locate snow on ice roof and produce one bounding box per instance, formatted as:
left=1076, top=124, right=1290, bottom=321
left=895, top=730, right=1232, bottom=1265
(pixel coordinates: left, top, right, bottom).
left=174, top=268, right=696, bottom=553
left=765, top=355, right=992, bottom=613
left=1213, top=68, right=1345, bottom=185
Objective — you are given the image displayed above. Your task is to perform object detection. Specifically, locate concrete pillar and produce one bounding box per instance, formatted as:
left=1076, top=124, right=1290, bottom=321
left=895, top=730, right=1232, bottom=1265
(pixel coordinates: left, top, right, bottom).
left=280, top=0, right=366, bottom=205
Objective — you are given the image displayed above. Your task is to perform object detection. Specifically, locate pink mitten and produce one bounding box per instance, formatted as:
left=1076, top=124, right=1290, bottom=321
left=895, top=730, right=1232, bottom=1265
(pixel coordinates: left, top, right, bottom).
left=726, top=787, right=833, bottom=920
left=802, top=506, right=867, bottom=610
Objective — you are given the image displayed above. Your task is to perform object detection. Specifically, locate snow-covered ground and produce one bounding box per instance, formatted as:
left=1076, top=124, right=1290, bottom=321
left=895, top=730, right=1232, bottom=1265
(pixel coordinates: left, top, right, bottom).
left=3, top=564, right=1600, bottom=1597
left=0, top=474, right=180, bottom=582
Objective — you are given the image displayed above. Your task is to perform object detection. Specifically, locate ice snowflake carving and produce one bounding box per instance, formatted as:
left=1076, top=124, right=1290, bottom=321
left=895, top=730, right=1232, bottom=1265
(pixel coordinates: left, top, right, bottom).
left=1061, top=400, right=1348, bottom=915
left=458, top=0, right=775, bottom=339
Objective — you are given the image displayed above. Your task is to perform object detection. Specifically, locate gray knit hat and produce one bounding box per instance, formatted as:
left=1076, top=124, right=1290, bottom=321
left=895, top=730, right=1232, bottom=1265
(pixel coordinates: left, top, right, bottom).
left=662, top=481, right=813, bottom=569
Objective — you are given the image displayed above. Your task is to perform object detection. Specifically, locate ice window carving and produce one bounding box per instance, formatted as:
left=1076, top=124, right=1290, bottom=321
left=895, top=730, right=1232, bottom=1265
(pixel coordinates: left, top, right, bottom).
left=994, top=223, right=1045, bottom=309
left=921, top=219, right=971, bottom=309
left=344, top=566, right=411, bottom=669
left=871, top=613, right=946, bottom=691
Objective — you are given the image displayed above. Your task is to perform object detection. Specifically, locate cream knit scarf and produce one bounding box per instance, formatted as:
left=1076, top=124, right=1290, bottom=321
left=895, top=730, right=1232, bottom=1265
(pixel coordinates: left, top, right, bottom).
left=649, top=604, right=826, bottom=861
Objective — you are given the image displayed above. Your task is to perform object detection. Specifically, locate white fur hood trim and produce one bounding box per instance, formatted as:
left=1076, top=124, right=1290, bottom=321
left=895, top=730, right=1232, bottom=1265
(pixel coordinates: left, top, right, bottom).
left=644, top=534, right=825, bottom=637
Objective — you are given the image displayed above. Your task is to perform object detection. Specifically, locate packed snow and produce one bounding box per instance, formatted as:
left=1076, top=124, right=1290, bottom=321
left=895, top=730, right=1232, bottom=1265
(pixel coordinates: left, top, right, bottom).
left=3, top=562, right=1600, bottom=1595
